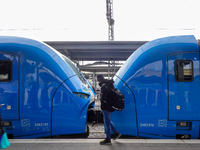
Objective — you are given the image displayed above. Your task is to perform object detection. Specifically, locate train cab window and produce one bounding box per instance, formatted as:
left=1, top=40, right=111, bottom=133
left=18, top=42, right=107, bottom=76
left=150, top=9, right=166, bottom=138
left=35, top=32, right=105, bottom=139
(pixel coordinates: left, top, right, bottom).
left=0, top=60, right=12, bottom=82
left=175, top=60, right=193, bottom=82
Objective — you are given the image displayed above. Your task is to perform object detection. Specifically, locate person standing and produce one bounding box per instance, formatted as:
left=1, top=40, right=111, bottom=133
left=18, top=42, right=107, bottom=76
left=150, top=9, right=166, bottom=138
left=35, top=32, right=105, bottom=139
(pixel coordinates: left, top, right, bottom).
left=0, top=89, right=5, bottom=136
left=97, top=74, right=121, bottom=145
left=0, top=105, right=4, bottom=136
left=0, top=104, right=10, bottom=149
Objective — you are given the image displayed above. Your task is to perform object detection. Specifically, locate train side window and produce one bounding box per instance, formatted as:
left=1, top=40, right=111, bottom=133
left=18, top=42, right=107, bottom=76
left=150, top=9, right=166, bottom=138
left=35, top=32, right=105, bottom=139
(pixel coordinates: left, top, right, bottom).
left=175, top=60, right=193, bottom=82
left=0, top=60, right=12, bottom=82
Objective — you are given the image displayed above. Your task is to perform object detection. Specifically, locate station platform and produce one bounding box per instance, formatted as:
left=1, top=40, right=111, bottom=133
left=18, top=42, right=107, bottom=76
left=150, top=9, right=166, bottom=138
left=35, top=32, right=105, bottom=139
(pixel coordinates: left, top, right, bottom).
left=6, top=139, right=200, bottom=150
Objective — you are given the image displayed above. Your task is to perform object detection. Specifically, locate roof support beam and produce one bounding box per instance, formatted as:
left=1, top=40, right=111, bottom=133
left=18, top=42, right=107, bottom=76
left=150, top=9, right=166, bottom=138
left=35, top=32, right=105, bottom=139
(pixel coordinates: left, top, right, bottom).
left=44, top=41, right=147, bottom=61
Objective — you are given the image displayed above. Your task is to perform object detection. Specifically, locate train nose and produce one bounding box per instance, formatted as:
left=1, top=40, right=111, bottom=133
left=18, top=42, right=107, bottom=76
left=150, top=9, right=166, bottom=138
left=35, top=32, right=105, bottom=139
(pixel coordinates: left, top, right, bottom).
left=112, top=76, right=138, bottom=137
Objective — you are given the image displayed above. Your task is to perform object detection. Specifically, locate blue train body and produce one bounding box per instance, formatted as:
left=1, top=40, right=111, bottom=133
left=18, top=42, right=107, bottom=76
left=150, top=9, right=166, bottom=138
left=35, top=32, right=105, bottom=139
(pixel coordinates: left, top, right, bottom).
left=113, top=35, right=200, bottom=139
left=0, top=36, right=94, bottom=138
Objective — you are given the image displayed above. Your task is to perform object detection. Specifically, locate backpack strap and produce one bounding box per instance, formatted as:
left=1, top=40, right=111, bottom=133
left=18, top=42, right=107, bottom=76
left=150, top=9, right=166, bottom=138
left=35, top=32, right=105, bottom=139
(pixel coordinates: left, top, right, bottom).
left=105, top=85, right=114, bottom=92
left=101, top=83, right=107, bottom=88
left=102, top=83, right=112, bottom=91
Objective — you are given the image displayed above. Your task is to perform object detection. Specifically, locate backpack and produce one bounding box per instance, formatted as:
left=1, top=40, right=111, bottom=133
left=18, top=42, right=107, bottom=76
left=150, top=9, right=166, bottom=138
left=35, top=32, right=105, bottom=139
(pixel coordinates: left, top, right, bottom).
left=107, top=86, right=125, bottom=111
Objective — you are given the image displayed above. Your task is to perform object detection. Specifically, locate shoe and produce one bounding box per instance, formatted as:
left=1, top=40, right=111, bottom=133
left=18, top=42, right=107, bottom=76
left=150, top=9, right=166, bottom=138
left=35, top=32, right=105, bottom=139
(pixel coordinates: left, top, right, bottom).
left=113, top=132, right=122, bottom=140
left=99, top=139, right=111, bottom=145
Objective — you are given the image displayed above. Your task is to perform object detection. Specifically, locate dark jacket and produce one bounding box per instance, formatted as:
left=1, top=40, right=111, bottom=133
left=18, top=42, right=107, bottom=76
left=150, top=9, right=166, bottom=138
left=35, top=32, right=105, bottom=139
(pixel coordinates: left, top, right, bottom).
left=99, top=79, right=115, bottom=112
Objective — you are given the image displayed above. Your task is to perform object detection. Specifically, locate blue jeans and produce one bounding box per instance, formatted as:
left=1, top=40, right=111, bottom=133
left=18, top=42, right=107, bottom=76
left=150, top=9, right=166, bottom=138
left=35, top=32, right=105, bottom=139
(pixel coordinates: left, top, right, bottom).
left=102, top=110, right=117, bottom=139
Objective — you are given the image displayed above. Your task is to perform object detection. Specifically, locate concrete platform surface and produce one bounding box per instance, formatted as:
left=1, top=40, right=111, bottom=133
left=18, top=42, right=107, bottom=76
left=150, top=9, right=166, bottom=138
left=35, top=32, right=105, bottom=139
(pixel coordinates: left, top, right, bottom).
left=5, top=139, right=200, bottom=150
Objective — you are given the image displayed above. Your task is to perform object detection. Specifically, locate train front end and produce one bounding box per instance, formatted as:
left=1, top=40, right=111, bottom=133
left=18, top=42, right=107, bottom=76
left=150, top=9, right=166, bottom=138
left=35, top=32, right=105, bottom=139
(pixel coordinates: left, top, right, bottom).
left=50, top=53, right=95, bottom=137
left=112, top=35, right=200, bottom=139
left=0, top=36, right=94, bottom=138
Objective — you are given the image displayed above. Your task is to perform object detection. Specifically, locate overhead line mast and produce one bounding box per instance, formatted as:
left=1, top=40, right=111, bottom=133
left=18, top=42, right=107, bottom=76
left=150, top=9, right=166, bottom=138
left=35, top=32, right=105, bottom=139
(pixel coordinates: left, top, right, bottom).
left=106, top=0, right=115, bottom=79
left=106, top=0, right=114, bottom=41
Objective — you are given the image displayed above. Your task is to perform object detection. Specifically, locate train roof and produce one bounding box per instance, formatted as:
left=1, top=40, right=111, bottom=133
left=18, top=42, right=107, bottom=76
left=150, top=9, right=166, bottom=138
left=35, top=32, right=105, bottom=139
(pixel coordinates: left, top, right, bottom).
left=0, top=36, right=76, bottom=79
left=141, top=35, right=198, bottom=52
left=0, top=36, right=60, bottom=56
left=116, top=35, right=200, bottom=80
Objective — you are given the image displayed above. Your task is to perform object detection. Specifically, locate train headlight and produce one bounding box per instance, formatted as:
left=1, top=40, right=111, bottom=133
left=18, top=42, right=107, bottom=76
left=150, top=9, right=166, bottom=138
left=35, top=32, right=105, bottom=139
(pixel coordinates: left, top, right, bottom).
left=179, top=122, right=187, bottom=127
left=73, top=92, right=89, bottom=99
left=3, top=121, right=12, bottom=127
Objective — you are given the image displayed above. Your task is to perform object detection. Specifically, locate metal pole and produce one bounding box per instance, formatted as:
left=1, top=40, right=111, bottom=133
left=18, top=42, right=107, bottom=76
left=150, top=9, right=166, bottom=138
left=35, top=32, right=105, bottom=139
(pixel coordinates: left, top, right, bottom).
left=114, top=60, right=115, bottom=75
left=106, top=0, right=114, bottom=41
left=108, top=60, right=110, bottom=79
left=93, top=72, right=96, bottom=89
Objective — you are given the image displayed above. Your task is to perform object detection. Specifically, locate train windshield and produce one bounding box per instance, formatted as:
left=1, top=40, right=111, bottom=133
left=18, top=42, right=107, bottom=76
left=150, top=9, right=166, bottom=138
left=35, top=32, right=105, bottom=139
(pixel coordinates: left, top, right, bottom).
left=61, top=55, right=87, bottom=84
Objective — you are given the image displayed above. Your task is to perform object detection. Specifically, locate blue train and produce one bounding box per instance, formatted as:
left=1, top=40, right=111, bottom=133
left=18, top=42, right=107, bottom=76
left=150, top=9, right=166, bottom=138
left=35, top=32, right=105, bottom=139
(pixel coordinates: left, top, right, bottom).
left=113, top=35, right=200, bottom=139
left=0, top=36, right=95, bottom=139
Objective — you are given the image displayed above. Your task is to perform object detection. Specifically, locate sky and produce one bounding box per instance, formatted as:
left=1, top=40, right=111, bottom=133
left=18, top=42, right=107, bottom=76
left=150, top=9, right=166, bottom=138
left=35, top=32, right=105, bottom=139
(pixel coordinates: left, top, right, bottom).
left=0, top=0, right=200, bottom=41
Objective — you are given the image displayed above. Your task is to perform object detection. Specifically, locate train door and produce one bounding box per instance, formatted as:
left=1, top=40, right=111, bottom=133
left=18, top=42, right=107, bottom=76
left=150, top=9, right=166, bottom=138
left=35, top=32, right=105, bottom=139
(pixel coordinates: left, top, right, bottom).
left=0, top=53, right=19, bottom=120
left=168, top=52, right=200, bottom=120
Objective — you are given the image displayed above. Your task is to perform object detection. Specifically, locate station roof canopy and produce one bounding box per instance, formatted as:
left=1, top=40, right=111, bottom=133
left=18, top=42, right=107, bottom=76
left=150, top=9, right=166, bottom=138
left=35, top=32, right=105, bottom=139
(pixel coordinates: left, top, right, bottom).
left=44, top=41, right=148, bottom=61
left=44, top=41, right=148, bottom=77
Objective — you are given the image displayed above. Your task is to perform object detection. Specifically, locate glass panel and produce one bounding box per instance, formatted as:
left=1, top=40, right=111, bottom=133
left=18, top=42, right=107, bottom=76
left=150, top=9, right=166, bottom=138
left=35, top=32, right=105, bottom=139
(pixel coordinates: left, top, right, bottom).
left=175, top=60, right=193, bottom=82
left=0, top=61, right=12, bottom=81
left=61, top=55, right=87, bottom=84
